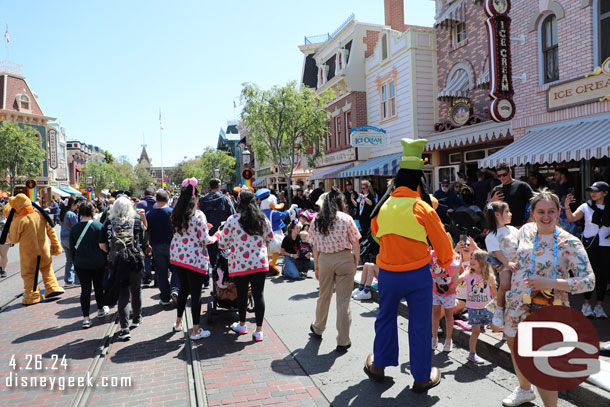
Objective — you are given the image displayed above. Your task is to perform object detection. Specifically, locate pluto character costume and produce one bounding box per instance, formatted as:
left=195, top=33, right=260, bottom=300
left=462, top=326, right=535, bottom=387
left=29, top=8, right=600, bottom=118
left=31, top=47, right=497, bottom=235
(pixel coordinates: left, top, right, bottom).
left=0, top=194, right=64, bottom=305
left=256, top=188, right=297, bottom=274
left=363, top=139, right=453, bottom=393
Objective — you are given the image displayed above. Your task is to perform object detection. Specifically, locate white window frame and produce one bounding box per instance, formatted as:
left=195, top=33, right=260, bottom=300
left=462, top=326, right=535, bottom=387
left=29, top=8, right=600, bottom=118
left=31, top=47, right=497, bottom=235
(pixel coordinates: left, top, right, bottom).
left=344, top=111, right=352, bottom=146
left=434, top=165, right=460, bottom=190
left=537, top=12, right=559, bottom=85
left=453, top=21, right=467, bottom=47
left=380, top=80, right=397, bottom=120
left=595, top=0, right=610, bottom=66
left=335, top=116, right=342, bottom=149
left=381, top=83, right=388, bottom=120
left=381, top=33, right=388, bottom=60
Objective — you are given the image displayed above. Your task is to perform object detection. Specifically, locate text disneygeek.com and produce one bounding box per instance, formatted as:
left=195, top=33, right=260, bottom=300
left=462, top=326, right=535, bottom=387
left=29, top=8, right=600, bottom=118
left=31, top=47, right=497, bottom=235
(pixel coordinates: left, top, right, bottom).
left=5, top=372, right=132, bottom=391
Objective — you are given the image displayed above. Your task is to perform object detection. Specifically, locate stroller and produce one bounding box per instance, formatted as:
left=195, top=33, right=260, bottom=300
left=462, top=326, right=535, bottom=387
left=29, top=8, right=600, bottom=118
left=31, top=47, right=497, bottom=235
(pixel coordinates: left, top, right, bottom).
left=206, top=248, right=253, bottom=324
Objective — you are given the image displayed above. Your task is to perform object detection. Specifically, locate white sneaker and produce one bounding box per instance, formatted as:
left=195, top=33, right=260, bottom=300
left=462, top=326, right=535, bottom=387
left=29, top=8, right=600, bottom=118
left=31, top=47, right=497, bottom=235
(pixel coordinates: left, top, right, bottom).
left=353, top=290, right=372, bottom=300
left=502, top=386, right=536, bottom=406
left=432, top=337, right=438, bottom=350
left=492, top=308, right=504, bottom=327
left=603, top=343, right=610, bottom=352
left=190, top=328, right=211, bottom=340
left=129, top=318, right=142, bottom=329
left=159, top=300, right=172, bottom=306
left=252, top=331, right=264, bottom=342
left=582, top=303, right=594, bottom=318
left=97, top=306, right=110, bottom=317
left=443, top=339, right=452, bottom=352
left=82, top=318, right=92, bottom=329
left=594, top=304, right=608, bottom=319
left=351, top=288, right=361, bottom=297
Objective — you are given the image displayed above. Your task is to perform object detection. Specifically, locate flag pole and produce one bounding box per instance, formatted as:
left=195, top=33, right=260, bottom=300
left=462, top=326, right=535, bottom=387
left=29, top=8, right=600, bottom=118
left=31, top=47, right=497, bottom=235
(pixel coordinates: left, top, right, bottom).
left=159, top=109, right=165, bottom=186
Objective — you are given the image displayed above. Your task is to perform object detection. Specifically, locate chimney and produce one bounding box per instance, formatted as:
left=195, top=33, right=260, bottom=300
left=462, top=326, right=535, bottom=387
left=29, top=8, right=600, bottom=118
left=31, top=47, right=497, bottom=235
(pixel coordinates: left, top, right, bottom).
left=384, top=0, right=406, bottom=32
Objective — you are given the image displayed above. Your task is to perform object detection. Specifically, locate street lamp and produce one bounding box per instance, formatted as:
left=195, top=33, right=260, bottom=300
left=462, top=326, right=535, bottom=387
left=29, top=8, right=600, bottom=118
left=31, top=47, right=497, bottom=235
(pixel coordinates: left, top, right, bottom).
left=242, top=147, right=251, bottom=167
left=87, top=176, right=93, bottom=185
left=214, top=168, right=220, bottom=179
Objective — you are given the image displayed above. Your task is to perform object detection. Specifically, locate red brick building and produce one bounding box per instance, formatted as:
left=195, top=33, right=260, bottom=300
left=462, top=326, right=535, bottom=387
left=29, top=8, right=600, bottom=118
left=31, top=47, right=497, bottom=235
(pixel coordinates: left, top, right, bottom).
left=481, top=0, right=610, bottom=193
left=423, top=0, right=513, bottom=189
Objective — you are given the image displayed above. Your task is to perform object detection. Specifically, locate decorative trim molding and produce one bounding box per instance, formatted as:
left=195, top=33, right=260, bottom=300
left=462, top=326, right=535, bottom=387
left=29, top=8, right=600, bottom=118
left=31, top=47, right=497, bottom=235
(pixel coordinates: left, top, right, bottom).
left=581, top=0, right=593, bottom=8
left=528, top=1, right=565, bottom=32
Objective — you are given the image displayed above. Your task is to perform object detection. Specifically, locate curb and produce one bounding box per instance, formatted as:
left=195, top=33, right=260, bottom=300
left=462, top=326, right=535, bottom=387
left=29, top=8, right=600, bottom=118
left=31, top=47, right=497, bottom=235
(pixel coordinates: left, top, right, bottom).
left=354, top=282, right=610, bottom=407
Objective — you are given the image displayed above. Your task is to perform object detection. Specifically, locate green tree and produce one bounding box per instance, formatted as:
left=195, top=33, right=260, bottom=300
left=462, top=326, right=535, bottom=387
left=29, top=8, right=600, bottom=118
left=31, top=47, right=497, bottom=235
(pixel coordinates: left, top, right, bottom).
left=81, top=161, right=115, bottom=194
left=170, top=158, right=204, bottom=186
left=103, top=150, right=115, bottom=164
left=240, top=81, right=333, bottom=204
left=200, top=147, right=236, bottom=188
left=111, top=159, right=135, bottom=191
left=0, top=122, right=47, bottom=195
left=133, top=164, right=154, bottom=194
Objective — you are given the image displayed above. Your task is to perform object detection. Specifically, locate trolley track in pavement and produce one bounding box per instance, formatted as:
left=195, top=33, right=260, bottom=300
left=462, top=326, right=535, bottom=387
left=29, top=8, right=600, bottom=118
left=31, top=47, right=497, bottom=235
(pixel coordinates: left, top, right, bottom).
left=183, top=302, right=208, bottom=407
left=0, top=264, right=65, bottom=313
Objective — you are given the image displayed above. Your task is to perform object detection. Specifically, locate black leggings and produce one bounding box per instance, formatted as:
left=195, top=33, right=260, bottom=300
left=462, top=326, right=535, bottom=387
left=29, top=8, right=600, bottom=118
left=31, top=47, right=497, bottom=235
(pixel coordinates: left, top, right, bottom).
left=176, top=266, right=205, bottom=325
left=233, top=272, right=266, bottom=327
left=75, top=267, right=105, bottom=317
left=584, top=245, right=610, bottom=302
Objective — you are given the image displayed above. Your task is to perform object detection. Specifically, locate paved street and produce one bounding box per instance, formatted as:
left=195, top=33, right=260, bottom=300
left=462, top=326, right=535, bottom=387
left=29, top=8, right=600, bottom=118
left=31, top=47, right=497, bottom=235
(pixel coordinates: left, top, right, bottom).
left=0, top=242, right=602, bottom=406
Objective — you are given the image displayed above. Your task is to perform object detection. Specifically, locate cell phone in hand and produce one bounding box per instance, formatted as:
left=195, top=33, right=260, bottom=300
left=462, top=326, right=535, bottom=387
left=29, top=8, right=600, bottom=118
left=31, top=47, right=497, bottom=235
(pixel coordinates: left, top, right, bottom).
left=485, top=254, right=503, bottom=267
left=460, top=234, right=467, bottom=243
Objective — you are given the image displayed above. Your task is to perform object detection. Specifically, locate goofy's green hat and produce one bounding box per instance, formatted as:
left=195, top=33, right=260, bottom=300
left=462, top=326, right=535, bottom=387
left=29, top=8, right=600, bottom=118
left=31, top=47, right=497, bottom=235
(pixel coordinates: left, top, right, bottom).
left=399, top=138, right=428, bottom=170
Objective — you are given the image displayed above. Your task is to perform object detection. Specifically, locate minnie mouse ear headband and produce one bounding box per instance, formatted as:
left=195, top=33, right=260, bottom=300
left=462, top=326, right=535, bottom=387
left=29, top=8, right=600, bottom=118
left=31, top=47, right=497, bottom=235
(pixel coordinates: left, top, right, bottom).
left=181, top=178, right=198, bottom=195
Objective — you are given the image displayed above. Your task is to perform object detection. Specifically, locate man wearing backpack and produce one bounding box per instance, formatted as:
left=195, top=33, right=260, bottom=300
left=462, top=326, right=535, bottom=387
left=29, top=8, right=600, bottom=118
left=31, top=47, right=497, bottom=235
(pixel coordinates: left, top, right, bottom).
left=198, top=178, right=235, bottom=287
left=137, top=189, right=156, bottom=286
left=99, top=196, right=146, bottom=341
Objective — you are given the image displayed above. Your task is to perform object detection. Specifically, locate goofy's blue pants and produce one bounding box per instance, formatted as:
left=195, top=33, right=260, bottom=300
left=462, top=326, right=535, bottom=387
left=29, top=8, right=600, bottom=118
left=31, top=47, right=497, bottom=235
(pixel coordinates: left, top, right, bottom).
left=373, top=265, right=432, bottom=382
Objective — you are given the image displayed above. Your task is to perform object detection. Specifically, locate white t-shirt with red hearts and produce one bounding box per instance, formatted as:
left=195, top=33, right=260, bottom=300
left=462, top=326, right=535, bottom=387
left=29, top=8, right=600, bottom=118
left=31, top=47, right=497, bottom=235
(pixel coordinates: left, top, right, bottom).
left=170, top=210, right=218, bottom=274
left=219, top=214, right=274, bottom=277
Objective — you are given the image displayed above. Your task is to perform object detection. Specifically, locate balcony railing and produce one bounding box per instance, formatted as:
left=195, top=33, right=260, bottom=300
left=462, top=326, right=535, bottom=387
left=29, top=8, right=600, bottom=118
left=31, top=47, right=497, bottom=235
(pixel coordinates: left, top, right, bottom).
left=303, top=13, right=355, bottom=45
left=0, top=60, right=23, bottom=76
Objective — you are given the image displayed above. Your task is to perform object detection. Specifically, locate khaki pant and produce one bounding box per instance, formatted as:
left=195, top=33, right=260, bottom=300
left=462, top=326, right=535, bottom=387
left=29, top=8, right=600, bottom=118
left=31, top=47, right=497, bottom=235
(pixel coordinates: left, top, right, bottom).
left=312, top=250, right=356, bottom=346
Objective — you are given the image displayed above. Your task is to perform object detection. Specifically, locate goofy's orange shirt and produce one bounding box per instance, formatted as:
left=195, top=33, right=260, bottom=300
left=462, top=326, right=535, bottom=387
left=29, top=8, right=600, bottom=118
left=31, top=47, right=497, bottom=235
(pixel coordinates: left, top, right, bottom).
left=372, top=186, right=453, bottom=272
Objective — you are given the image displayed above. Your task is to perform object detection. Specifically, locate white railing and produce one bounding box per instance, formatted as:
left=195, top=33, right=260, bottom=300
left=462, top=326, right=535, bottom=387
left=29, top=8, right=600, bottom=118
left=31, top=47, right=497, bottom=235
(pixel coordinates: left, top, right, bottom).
left=0, top=60, right=23, bottom=75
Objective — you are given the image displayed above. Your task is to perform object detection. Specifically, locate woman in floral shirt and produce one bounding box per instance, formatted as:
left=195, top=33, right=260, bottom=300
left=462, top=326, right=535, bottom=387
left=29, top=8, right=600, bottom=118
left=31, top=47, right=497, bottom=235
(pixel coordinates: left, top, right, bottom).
left=502, top=190, right=595, bottom=407
left=219, top=189, right=273, bottom=341
left=170, top=178, right=219, bottom=341
left=309, top=187, right=361, bottom=353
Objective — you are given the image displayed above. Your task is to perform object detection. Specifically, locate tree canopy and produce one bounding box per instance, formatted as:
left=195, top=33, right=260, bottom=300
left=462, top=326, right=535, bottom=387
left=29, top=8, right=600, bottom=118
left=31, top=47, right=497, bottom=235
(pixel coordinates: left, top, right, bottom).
left=170, top=148, right=236, bottom=190
left=0, top=122, right=47, bottom=195
left=240, top=81, right=333, bottom=203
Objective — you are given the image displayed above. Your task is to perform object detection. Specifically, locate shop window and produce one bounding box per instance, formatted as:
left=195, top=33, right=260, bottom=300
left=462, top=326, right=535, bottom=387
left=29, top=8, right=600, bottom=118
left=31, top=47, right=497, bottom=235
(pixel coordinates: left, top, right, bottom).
left=465, top=150, right=486, bottom=162
left=335, top=116, right=342, bottom=148
left=600, top=0, right=610, bottom=63
left=541, top=14, right=559, bottom=83
left=449, top=152, right=461, bottom=164
left=488, top=146, right=504, bottom=155
left=453, top=22, right=467, bottom=47
left=345, top=111, right=352, bottom=145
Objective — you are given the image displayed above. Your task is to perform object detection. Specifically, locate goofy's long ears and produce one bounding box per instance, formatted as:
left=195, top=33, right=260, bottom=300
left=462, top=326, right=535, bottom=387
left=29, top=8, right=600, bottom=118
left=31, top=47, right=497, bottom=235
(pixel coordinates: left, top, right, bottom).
left=0, top=208, right=15, bottom=245
left=31, top=202, right=55, bottom=228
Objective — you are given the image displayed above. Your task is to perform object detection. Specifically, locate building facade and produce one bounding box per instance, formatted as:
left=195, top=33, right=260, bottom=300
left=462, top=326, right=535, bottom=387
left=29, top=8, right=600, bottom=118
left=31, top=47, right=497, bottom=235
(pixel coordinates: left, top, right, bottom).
left=480, top=0, right=610, bottom=195
left=217, top=121, right=243, bottom=188
left=423, top=0, right=513, bottom=190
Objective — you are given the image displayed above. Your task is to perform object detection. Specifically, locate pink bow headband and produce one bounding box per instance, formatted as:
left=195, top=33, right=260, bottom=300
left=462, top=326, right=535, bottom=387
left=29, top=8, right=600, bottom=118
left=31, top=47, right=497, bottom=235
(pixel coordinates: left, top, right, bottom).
left=181, top=178, right=198, bottom=194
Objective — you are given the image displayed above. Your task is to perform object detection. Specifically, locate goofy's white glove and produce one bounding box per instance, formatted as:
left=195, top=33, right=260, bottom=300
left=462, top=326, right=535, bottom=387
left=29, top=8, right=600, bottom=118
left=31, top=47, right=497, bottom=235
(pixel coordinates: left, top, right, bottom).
left=288, top=204, right=299, bottom=221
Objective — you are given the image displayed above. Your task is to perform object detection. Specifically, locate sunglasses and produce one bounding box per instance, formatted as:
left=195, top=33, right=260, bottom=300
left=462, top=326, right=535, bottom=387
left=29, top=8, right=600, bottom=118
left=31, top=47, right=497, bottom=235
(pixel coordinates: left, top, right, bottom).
left=497, top=172, right=509, bottom=178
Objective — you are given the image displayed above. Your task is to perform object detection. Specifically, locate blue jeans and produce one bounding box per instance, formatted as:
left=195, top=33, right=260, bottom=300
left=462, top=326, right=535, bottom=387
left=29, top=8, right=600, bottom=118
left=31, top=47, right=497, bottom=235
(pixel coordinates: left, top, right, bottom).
left=61, top=239, right=79, bottom=285
left=373, top=265, right=432, bottom=382
left=282, top=256, right=313, bottom=279
left=151, top=243, right=180, bottom=302
left=144, top=255, right=153, bottom=281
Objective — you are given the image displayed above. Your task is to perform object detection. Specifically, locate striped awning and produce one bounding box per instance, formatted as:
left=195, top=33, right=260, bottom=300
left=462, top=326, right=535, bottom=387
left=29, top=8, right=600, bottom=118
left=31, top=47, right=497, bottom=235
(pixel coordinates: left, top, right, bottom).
left=309, top=162, right=354, bottom=181
left=60, top=186, right=82, bottom=196
left=438, top=68, right=470, bottom=101
left=51, top=186, right=70, bottom=198
left=479, top=116, right=610, bottom=168
left=434, top=0, right=465, bottom=29
left=476, top=60, right=489, bottom=89
left=338, top=153, right=402, bottom=178
left=252, top=178, right=266, bottom=188
left=425, top=120, right=511, bottom=151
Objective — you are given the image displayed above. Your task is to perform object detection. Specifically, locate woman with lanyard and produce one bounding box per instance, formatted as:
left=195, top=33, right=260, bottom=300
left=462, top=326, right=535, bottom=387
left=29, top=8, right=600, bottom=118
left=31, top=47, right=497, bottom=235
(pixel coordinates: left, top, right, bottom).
left=564, top=181, right=610, bottom=319
left=69, top=202, right=108, bottom=329
left=502, top=189, right=595, bottom=407
left=59, top=197, right=80, bottom=287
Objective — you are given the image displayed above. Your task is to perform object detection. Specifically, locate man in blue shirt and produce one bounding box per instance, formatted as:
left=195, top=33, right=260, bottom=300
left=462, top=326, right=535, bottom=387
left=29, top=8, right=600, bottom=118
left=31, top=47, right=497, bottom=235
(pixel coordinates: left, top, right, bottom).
left=146, top=190, right=179, bottom=305
left=137, top=189, right=156, bottom=285
left=433, top=179, right=463, bottom=223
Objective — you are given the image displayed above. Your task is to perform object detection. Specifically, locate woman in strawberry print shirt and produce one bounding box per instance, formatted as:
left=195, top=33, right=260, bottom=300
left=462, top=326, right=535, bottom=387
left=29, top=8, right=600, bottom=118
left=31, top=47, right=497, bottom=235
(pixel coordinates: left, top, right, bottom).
left=219, top=189, right=273, bottom=342
left=170, top=178, right=219, bottom=341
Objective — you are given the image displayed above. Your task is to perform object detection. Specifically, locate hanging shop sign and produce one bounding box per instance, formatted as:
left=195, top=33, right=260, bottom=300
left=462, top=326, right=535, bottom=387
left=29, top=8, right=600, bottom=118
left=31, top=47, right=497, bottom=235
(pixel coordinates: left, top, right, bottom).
left=349, top=126, right=387, bottom=148
left=242, top=168, right=253, bottom=180
left=450, top=98, right=473, bottom=126
left=47, top=128, right=58, bottom=169
left=547, top=57, right=610, bottom=112
left=315, top=147, right=357, bottom=167
left=485, top=0, right=515, bottom=122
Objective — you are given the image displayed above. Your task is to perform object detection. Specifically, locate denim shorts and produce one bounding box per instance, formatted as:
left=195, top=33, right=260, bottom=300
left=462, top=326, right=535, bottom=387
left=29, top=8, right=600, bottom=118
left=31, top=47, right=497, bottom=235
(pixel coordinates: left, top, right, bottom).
left=468, top=308, right=493, bottom=326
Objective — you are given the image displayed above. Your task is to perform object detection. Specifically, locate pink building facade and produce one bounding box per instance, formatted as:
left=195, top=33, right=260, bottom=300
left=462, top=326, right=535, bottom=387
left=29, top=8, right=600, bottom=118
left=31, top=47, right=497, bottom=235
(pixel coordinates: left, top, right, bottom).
left=481, top=0, right=610, bottom=193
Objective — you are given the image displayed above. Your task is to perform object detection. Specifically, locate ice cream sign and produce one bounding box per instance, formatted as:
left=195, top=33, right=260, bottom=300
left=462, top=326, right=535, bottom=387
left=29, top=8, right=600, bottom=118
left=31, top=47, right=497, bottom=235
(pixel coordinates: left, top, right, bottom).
left=349, top=126, right=387, bottom=148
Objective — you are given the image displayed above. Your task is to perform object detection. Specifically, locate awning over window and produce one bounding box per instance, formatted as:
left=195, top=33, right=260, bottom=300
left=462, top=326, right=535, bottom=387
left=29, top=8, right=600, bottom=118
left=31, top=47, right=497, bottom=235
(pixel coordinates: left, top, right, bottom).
left=339, top=153, right=402, bottom=178
left=438, top=68, right=470, bottom=101
left=60, top=186, right=82, bottom=196
left=425, top=120, right=511, bottom=151
left=252, top=178, right=266, bottom=188
left=309, top=162, right=354, bottom=181
left=434, top=0, right=465, bottom=29
left=51, top=187, right=69, bottom=198
left=479, top=115, right=610, bottom=168
left=476, top=61, right=489, bottom=89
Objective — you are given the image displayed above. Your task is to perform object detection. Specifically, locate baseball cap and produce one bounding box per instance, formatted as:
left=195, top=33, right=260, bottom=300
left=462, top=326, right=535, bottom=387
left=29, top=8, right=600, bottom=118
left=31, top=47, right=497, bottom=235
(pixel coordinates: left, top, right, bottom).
left=345, top=181, right=352, bottom=186
left=441, top=179, right=450, bottom=185
left=586, top=181, right=610, bottom=192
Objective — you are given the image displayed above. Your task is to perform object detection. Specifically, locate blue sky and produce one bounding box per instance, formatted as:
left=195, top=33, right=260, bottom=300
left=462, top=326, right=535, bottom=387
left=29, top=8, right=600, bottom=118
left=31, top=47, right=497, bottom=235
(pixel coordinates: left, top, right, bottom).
left=2, top=0, right=434, bottom=167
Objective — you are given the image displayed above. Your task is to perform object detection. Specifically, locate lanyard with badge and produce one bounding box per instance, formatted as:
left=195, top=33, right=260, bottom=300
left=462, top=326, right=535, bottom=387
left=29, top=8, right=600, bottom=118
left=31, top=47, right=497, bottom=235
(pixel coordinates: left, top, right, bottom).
left=523, top=227, right=562, bottom=309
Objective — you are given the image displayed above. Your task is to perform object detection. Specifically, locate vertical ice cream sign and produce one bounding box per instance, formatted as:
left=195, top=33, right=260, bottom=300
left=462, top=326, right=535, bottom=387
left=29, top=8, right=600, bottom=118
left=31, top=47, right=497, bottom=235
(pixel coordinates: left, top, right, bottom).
left=47, top=128, right=58, bottom=169
left=485, top=0, right=515, bottom=122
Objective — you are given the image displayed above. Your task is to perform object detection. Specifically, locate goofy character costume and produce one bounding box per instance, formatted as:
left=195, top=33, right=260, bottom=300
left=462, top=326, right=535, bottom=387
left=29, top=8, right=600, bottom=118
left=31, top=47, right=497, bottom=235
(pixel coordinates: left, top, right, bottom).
left=256, top=189, right=296, bottom=274
left=363, top=139, right=453, bottom=393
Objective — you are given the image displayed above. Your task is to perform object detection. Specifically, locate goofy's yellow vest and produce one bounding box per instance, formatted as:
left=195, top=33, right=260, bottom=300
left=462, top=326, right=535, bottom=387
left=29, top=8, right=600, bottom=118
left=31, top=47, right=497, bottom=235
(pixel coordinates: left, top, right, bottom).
left=375, top=196, right=428, bottom=244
